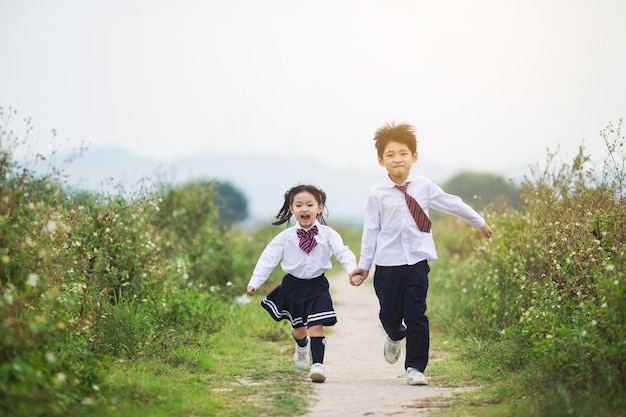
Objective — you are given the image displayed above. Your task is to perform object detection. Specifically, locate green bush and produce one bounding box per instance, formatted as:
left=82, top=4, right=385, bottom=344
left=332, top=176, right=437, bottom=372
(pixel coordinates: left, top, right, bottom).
left=0, top=109, right=263, bottom=416
left=152, top=180, right=253, bottom=298
left=451, top=123, right=626, bottom=415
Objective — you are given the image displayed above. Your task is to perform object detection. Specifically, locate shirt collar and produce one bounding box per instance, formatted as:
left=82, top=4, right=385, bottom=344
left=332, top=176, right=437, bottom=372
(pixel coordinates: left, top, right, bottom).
left=296, top=220, right=320, bottom=230
left=384, top=173, right=416, bottom=187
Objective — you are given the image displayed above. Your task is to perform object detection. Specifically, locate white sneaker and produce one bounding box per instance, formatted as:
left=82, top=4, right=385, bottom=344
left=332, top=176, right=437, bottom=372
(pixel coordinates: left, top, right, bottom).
left=309, top=363, right=326, bottom=383
left=293, top=338, right=310, bottom=370
left=384, top=336, right=401, bottom=364
left=406, top=367, right=428, bottom=385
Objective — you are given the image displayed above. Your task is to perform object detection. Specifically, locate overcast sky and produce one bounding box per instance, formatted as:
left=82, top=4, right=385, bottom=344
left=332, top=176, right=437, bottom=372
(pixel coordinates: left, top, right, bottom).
left=1, top=0, right=625, bottom=177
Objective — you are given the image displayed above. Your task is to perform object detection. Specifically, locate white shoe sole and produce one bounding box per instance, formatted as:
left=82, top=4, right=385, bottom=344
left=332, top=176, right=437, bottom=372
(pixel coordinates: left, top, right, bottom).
left=310, top=364, right=326, bottom=383
left=407, top=378, right=428, bottom=386
left=384, top=338, right=401, bottom=364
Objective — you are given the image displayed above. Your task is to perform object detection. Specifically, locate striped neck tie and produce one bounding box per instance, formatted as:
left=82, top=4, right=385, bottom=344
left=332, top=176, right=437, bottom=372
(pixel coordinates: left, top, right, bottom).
left=395, top=183, right=431, bottom=233
left=297, top=225, right=319, bottom=254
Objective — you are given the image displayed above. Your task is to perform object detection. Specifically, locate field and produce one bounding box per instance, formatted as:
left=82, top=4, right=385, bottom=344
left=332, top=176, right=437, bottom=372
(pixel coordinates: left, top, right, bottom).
left=1, top=111, right=625, bottom=416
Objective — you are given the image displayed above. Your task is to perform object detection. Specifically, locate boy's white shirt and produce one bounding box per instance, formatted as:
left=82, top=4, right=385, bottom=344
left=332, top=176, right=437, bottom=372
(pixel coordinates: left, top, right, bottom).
left=358, top=174, right=486, bottom=271
left=248, top=220, right=357, bottom=290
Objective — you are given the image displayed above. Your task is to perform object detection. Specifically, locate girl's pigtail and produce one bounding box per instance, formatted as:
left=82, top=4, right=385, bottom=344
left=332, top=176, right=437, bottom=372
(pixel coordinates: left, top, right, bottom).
left=272, top=189, right=293, bottom=225
left=316, top=187, right=328, bottom=225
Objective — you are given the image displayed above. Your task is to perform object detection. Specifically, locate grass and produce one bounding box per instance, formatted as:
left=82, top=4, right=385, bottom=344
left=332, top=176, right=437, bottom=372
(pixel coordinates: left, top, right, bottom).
left=68, top=303, right=313, bottom=417
left=424, top=239, right=626, bottom=417
left=417, top=246, right=534, bottom=417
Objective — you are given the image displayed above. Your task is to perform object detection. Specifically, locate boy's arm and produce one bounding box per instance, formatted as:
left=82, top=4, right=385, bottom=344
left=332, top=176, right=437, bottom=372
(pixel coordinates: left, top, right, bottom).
left=349, top=193, right=379, bottom=287
left=428, top=182, right=486, bottom=228
left=358, top=193, right=381, bottom=272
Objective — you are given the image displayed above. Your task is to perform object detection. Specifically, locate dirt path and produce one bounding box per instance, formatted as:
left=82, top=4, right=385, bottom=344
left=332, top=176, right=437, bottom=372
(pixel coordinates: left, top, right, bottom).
left=302, top=272, right=474, bottom=417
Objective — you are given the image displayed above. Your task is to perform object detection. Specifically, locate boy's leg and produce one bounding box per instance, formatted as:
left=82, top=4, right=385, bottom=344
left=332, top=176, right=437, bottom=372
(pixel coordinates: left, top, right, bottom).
left=403, top=261, right=430, bottom=372
left=373, top=265, right=406, bottom=341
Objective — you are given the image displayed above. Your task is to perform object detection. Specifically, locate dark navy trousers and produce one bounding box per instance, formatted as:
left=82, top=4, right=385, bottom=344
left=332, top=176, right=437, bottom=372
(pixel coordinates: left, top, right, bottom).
left=373, top=260, right=430, bottom=372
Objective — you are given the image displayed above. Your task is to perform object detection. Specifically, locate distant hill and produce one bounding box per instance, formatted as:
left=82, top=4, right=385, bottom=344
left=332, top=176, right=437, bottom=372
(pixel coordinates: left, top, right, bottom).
left=60, top=147, right=526, bottom=225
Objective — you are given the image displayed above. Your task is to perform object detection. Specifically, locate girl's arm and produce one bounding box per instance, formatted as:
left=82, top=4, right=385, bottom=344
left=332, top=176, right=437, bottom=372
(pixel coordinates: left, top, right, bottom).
left=247, top=232, right=286, bottom=295
left=327, top=228, right=357, bottom=273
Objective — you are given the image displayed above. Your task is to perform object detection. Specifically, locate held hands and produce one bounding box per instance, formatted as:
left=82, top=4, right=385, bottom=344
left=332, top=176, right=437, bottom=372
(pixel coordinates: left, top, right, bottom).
left=247, top=285, right=255, bottom=296
left=349, top=268, right=369, bottom=287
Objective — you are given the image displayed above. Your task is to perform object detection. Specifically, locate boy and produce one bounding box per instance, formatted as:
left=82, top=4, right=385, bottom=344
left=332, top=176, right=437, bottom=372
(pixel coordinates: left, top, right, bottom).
left=349, top=121, right=492, bottom=385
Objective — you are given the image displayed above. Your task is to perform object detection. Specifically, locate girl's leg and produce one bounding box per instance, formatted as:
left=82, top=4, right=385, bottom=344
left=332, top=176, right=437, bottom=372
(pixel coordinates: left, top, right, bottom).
left=292, top=326, right=308, bottom=341
left=292, top=326, right=310, bottom=370
left=308, top=324, right=326, bottom=364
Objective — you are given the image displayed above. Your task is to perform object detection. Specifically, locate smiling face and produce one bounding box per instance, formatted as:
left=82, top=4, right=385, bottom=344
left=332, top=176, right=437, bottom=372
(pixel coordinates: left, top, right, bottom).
left=289, top=190, right=323, bottom=229
left=378, top=140, right=418, bottom=184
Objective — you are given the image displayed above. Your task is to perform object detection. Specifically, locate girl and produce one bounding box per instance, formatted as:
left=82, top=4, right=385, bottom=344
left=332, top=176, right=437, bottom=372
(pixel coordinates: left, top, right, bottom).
left=247, top=184, right=359, bottom=383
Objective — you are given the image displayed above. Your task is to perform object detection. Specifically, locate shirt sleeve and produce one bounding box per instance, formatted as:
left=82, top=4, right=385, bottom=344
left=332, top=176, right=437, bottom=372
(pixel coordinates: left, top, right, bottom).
left=428, top=182, right=486, bottom=228
left=326, top=227, right=357, bottom=273
left=358, top=192, right=381, bottom=271
left=247, top=231, right=285, bottom=290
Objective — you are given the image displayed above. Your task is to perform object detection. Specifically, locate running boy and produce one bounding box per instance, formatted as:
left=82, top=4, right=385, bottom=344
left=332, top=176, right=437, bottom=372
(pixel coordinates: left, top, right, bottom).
left=349, top=122, right=492, bottom=385
left=248, top=184, right=360, bottom=383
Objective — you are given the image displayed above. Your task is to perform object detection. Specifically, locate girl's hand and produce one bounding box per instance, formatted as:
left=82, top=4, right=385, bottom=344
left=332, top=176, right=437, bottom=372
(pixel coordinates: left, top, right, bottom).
left=481, top=224, right=493, bottom=238
left=247, top=285, right=255, bottom=296
left=349, top=268, right=369, bottom=287
left=350, top=273, right=365, bottom=286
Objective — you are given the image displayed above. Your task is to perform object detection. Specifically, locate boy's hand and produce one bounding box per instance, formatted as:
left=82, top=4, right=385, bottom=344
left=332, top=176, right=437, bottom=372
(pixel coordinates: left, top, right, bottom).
left=481, top=224, right=493, bottom=238
left=349, top=268, right=369, bottom=287
left=247, top=285, right=255, bottom=296
left=349, top=273, right=365, bottom=286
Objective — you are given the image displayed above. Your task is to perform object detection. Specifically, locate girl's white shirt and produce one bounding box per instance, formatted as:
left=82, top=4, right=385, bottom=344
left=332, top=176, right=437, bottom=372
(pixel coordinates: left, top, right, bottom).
left=358, top=174, right=486, bottom=271
left=247, top=220, right=357, bottom=290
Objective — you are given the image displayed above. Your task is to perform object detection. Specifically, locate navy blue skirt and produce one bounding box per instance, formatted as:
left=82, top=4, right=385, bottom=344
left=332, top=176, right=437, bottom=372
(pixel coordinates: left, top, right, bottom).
left=261, top=274, right=337, bottom=328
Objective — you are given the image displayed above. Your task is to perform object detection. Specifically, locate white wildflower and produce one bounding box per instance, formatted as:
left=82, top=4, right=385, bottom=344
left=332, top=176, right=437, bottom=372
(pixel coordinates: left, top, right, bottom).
left=27, top=274, right=39, bottom=287
left=46, top=220, right=57, bottom=233
left=45, top=352, right=56, bottom=363
left=54, top=372, right=66, bottom=384
left=3, top=291, right=14, bottom=305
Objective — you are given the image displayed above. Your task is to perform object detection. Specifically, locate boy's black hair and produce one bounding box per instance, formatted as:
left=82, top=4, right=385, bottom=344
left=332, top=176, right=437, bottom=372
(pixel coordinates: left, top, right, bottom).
left=273, top=184, right=328, bottom=226
left=373, top=121, right=418, bottom=158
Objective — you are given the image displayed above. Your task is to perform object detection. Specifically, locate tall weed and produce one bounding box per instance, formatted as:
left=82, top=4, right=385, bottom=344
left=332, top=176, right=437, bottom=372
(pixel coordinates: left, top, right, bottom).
left=451, top=122, right=625, bottom=415
left=0, top=109, right=263, bottom=416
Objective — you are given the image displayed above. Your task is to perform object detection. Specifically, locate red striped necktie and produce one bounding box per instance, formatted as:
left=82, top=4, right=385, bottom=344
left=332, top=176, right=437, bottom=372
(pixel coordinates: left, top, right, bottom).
left=395, top=183, right=431, bottom=233
left=297, top=225, right=319, bottom=253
